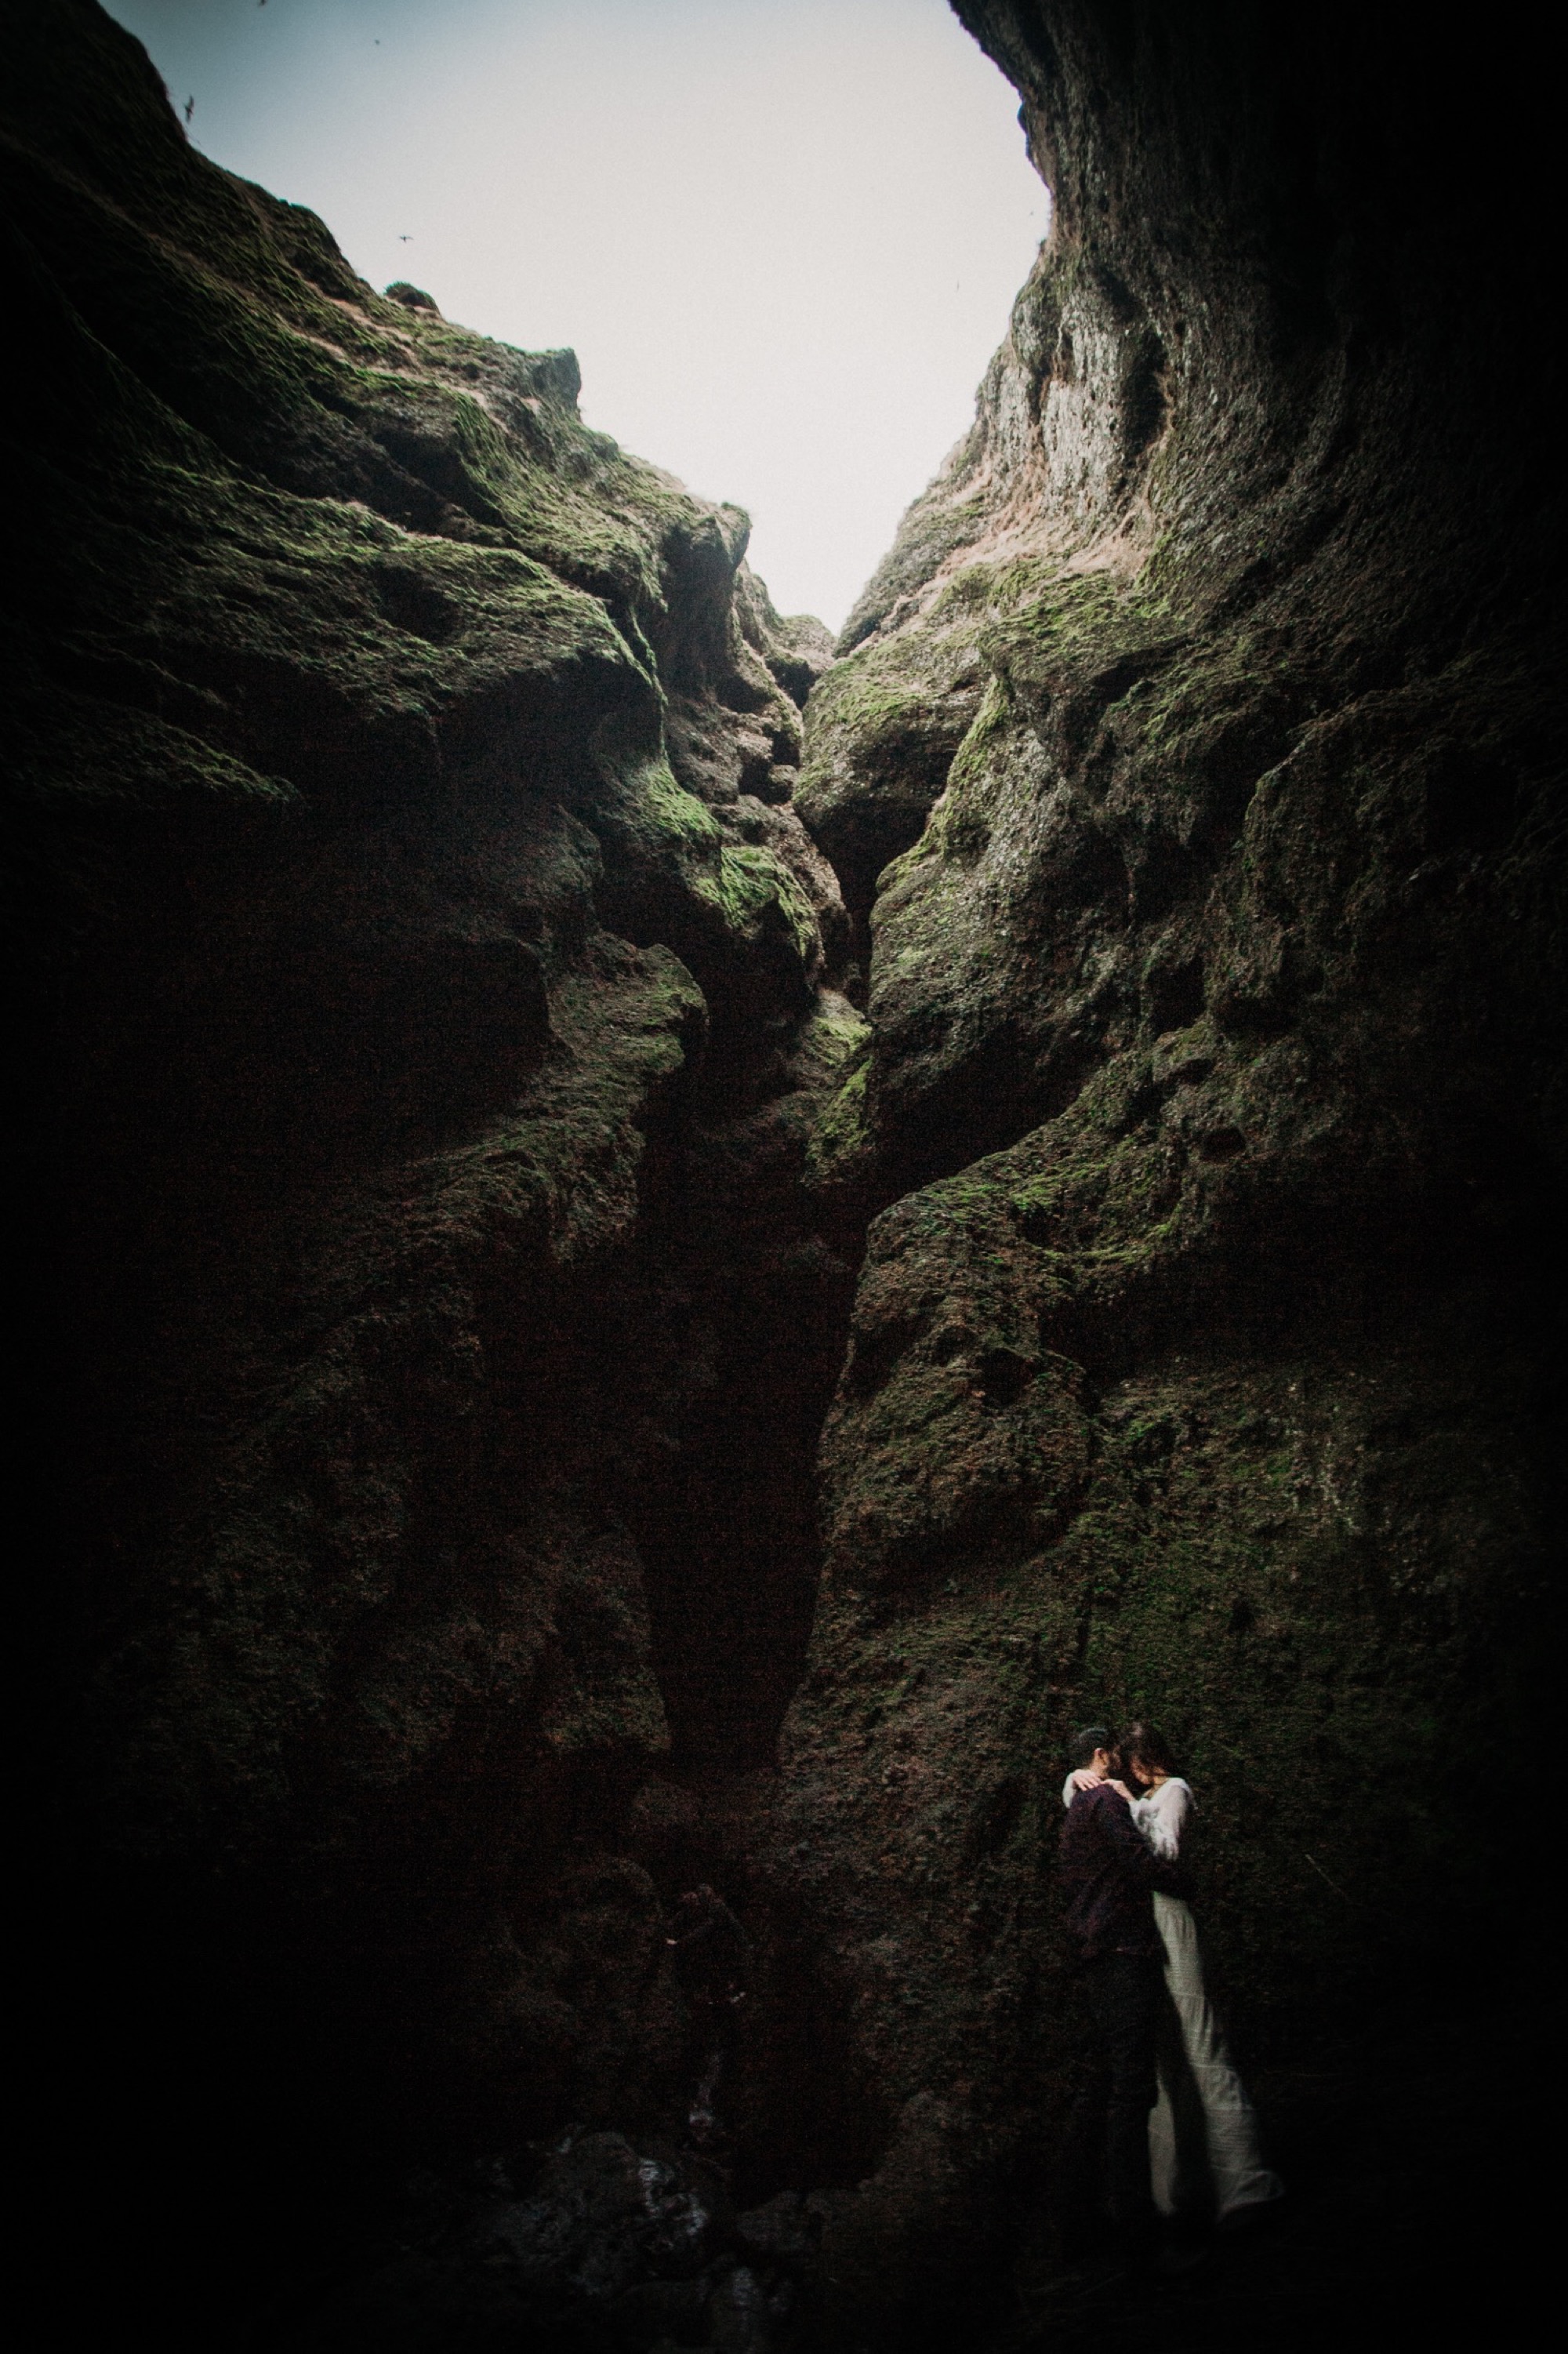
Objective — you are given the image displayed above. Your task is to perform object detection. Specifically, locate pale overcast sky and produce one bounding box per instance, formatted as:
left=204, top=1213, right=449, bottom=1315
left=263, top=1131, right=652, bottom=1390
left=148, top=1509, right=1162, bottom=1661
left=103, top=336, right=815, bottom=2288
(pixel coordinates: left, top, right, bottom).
left=100, top=0, right=1046, bottom=631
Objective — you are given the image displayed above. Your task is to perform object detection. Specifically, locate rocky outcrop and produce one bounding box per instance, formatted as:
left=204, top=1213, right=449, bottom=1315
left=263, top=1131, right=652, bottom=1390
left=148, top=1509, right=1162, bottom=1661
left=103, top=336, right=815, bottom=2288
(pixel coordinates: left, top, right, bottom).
left=9, top=0, right=858, bottom=2210
left=771, top=0, right=1562, bottom=2333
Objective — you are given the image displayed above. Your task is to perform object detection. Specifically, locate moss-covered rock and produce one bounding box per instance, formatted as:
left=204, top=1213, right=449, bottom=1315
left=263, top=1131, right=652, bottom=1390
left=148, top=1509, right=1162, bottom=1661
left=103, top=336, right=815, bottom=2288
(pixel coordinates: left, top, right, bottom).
left=10, top=0, right=852, bottom=2174
left=769, top=0, right=1564, bottom=2329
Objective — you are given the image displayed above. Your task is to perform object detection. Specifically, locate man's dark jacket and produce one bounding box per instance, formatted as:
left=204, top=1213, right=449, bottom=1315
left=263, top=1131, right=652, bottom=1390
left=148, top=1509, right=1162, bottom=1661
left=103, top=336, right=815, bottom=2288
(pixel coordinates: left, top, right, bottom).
left=1058, top=1782, right=1188, bottom=1961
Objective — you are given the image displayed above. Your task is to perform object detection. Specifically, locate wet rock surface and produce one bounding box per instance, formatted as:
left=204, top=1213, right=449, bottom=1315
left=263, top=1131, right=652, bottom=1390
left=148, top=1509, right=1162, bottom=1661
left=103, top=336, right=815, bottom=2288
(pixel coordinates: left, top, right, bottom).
left=16, top=1, right=1559, bottom=2346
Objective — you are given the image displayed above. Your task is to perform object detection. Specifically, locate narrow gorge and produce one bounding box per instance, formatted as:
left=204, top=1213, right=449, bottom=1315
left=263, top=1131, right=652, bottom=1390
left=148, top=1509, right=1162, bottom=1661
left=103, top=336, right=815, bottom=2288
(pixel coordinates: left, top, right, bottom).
left=12, top=3, right=1559, bottom=2347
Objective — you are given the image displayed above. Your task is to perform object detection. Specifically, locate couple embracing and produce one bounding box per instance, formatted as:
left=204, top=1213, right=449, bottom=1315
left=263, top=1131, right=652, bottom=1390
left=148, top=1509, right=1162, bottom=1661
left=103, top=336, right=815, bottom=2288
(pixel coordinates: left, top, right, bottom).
left=1058, top=1720, right=1283, bottom=2268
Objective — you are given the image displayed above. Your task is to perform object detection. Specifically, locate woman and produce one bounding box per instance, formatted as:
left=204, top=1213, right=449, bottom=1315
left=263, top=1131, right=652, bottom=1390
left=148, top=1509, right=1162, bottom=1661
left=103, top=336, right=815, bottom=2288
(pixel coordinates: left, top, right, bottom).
left=1065, top=1723, right=1283, bottom=2227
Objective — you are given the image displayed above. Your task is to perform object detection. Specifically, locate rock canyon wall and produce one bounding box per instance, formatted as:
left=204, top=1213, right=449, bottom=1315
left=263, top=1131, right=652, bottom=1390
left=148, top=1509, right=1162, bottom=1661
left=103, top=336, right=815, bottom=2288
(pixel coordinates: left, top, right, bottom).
left=13, top=2, right=1561, bottom=2346
left=11, top=0, right=855, bottom=2228
left=768, top=5, right=1562, bottom=2327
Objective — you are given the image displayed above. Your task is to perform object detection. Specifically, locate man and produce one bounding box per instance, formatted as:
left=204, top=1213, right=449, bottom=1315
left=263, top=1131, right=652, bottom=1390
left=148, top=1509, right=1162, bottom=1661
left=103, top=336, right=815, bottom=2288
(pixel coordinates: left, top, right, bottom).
left=1058, top=1724, right=1193, bottom=2269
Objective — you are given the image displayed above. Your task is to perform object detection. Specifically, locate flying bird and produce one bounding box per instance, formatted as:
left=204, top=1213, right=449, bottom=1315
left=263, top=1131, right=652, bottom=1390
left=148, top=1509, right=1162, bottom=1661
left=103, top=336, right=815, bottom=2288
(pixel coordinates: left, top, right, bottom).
left=398, top=234, right=413, bottom=243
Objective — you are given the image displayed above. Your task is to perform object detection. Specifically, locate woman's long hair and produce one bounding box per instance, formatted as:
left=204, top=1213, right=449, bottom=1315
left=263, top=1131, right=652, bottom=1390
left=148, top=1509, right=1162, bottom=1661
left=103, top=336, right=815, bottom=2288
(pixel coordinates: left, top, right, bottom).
left=1122, top=1719, right=1179, bottom=1777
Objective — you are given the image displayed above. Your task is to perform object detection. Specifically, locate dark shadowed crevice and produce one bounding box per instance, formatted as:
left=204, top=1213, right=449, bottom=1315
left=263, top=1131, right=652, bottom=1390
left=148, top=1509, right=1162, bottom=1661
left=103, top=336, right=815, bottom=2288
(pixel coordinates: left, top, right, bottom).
left=624, top=1107, right=862, bottom=1766
left=633, top=1437, right=826, bottom=1766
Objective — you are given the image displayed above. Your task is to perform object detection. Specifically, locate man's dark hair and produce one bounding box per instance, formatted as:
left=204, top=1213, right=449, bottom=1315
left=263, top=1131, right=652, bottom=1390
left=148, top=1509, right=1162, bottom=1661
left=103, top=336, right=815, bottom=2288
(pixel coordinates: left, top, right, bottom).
left=1069, top=1724, right=1115, bottom=1770
left=1123, top=1720, right=1178, bottom=1775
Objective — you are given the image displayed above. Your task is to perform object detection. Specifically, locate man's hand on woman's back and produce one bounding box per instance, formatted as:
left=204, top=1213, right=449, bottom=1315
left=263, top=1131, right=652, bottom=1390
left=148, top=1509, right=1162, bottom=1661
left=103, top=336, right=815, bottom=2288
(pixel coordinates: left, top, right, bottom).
left=1067, top=1765, right=1135, bottom=1800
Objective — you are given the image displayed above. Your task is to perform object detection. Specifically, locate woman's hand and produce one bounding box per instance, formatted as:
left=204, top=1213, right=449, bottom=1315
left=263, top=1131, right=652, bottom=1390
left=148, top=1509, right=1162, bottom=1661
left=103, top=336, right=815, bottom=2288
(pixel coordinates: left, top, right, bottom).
left=1106, top=1778, right=1134, bottom=1800
left=1068, top=1768, right=1101, bottom=1793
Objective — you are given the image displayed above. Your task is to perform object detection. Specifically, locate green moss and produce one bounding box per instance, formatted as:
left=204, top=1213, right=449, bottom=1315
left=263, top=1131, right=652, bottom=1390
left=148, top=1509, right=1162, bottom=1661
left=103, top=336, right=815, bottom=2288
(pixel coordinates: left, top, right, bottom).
left=634, top=761, right=723, bottom=852
left=798, top=589, right=989, bottom=842
left=1008, top=1127, right=1181, bottom=1282
left=971, top=563, right=1178, bottom=696
left=806, top=1057, right=873, bottom=1189
left=811, top=997, right=874, bottom=1056
left=892, top=676, right=1020, bottom=876
left=423, top=945, right=706, bottom=1270
left=941, top=674, right=1013, bottom=794
left=792, top=995, right=873, bottom=1093
left=697, top=842, right=818, bottom=965
left=811, top=659, right=934, bottom=747
left=10, top=692, right=295, bottom=810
